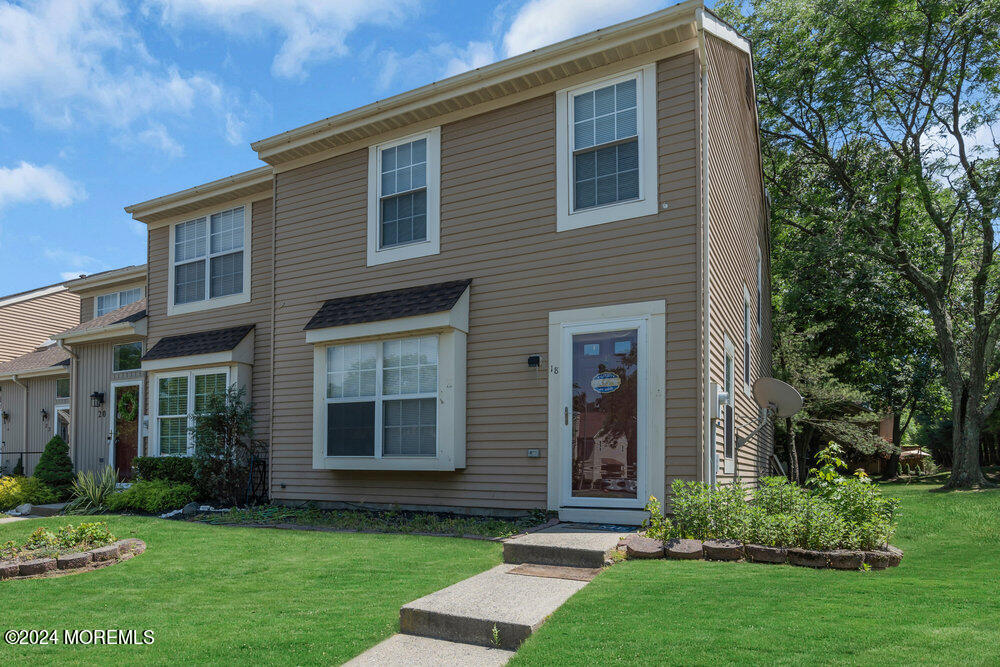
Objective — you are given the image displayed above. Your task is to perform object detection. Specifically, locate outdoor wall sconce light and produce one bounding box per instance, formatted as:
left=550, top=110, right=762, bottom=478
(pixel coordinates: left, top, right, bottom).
left=40, top=409, right=49, bottom=421
left=89, top=391, right=105, bottom=408
left=527, top=355, right=541, bottom=368
left=2, top=411, right=9, bottom=422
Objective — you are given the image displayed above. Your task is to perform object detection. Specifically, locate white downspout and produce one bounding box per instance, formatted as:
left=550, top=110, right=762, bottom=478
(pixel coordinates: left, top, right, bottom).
left=696, top=9, right=716, bottom=486
left=11, top=374, right=28, bottom=471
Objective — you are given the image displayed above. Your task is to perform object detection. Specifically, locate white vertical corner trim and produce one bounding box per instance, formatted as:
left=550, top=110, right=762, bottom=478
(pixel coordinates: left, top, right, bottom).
left=555, top=63, right=659, bottom=232
left=166, top=202, right=253, bottom=316
left=546, top=300, right=666, bottom=513
left=366, top=127, right=441, bottom=266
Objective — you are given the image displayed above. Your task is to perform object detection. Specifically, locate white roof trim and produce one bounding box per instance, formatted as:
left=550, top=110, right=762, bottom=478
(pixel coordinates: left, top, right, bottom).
left=52, top=319, right=147, bottom=345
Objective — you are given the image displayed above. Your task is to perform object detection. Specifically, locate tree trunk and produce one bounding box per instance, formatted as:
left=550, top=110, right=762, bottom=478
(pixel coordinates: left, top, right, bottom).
left=945, top=390, right=992, bottom=489
left=785, top=417, right=798, bottom=483
left=883, top=413, right=902, bottom=480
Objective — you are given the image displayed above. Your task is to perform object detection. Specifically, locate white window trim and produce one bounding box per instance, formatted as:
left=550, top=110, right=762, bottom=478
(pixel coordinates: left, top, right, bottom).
left=150, top=366, right=230, bottom=457
left=723, top=336, right=736, bottom=475
left=95, top=287, right=143, bottom=318
left=743, top=285, right=753, bottom=396
left=546, top=300, right=666, bottom=514
left=112, top=341, right=144, bottom=374
left=555, top=63, right=658, bottom=232
left=366, top=128, right=441, bottom=266
left=310, top=289, right=468, bottom=472
left=757, top=244, right=764, bottom=334
left=167, top=203, right=252, bottom=316
left=55, top=376, right=71, bottom=400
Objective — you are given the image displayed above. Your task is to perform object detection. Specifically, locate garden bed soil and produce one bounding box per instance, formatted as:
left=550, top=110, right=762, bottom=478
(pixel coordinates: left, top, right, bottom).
left=0, top=539, right=145, bottom=581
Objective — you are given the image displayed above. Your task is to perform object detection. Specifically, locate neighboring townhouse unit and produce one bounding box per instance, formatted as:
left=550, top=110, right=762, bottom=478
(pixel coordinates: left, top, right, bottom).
left=0, top=282, right=80, bottom=364
left=50, top=265, right=147, bottom=481
left=125, top=1, right=772, bottom=523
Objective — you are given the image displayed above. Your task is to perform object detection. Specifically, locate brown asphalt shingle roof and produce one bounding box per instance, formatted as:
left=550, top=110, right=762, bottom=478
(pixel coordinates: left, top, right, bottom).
left=0, top=344, right=70, bottom=376
left=142, top=324, right=254, bottom=361
left=303, top=279, right=472, bottom=331
left=56, top=298, right=147, bottom=336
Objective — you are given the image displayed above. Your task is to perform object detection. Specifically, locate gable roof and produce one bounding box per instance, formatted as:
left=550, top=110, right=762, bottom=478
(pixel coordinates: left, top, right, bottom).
left=304, top=279, right=472, bottom=331
left=142, top=325, right=255, bottom=361
left=0, top=344, right=70, bottom=379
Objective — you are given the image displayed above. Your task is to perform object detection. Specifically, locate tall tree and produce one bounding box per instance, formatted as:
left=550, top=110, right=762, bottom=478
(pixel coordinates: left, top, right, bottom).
left=719, top=0, right=1000, bottom=488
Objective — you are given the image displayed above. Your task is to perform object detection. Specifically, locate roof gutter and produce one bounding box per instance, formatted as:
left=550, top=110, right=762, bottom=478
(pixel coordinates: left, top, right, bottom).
left=695, top=8, right=717, bottom=486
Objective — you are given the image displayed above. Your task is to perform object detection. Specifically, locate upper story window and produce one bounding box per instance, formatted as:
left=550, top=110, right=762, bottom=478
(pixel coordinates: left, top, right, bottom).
left=96, top=288, right=141, bottom=317
left=169, top=205, right=251, bottom=315
left=367, top=128, right=441, bottom=266
left=56, top=377, right=70, bottom=399
left=555, top=64, right=658, bottom=232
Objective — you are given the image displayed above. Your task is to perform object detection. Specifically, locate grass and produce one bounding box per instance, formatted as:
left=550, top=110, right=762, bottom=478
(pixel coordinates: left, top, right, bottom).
left=513, top=483, right=1000, bottom=665
left=0, top=516, right=500, bottom=665
left=192, top=504, right=550, bottom=539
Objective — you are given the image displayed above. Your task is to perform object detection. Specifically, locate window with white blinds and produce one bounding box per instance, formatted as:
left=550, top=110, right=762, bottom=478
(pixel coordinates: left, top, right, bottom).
left=96, top=288, right=141, bottom=317
left=171, top=205, right=248, bottom=311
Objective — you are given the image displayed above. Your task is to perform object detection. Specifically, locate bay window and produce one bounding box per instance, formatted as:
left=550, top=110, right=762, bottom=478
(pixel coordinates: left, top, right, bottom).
left=154, top=368, right=228, bottom=456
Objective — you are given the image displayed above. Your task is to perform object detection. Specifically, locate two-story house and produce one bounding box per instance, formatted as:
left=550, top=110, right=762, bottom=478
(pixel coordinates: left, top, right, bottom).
left=125, top=1, right=771, bottom=523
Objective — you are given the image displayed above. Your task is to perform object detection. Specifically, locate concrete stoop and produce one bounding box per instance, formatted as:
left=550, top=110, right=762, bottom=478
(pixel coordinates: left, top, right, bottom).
left=344, top=524, right=631, bottom=666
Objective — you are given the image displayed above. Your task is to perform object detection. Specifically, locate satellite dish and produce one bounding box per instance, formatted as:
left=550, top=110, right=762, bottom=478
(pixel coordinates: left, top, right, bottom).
left=752, top=377, right=803, bottom=418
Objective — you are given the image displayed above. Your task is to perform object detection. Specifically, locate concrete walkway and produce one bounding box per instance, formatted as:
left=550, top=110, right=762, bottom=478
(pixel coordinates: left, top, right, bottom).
left=346, top=524, right=627, bottom=665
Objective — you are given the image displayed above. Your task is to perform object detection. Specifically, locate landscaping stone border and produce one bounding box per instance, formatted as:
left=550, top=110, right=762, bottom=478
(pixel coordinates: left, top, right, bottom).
left=618, top=537, right=902, bottom=571
left=0, top=539, right=146, bottom=581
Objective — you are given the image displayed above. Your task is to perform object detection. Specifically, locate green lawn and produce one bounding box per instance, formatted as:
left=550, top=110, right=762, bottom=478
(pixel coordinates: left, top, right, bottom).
left=514, top=484, right=1000, bottom=666
left=0, top=517, right=500, bottom=665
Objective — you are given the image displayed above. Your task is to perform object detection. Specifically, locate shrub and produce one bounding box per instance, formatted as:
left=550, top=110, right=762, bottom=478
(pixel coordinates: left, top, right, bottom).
left=828, top=474, right=899, bottom=549
left=670, top=480, right=751, bottom=541
left=754, top=476, right=807, bottom=515
left=0, top=475, right=58, bottom=511
left=133, top=456, right=195, bottom=484
left=106, top=479, right=197, bottom=514
left=65, top=467, right=119, bottom=514
left=795, top=495, right=848, bottom=551
left=33, top=435, right=74, bottom=498
left=642, top=496, right=674, bottom=541
left=12, top=457, right=24, bottom=476
left=191, top=384, right=266, bottom=505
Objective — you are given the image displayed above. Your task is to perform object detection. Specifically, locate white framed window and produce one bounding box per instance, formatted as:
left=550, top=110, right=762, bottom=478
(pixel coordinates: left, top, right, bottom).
left=55, top=377, right=70, bottom=399
left=743, top=287, right=753, bottom=394
left=323, top=335, right=439, bottom=459
left=366, top=128, right=441, bottom=266
left=96, top=287, right=142, bottom=317
left=723, top=337, right=736, bottom=475
left=152, top=368, right=229, bottom=456
left=168, top=204, right=251, bottom=315
left=555, top=64, right=658, bottom=232
left=113, top=342, right=143, bottom=372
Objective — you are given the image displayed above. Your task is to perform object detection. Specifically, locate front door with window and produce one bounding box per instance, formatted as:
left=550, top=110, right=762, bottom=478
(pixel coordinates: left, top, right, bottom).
left=113, top=385, right=140, bottom=481
left=557, top=316, right=648, bottom=509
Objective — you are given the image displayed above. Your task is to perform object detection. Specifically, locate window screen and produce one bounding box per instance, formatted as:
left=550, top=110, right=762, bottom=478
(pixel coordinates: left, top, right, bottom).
left=380, top=138, right=428, bottom=248
left=572, top=78, right=640, bottom=210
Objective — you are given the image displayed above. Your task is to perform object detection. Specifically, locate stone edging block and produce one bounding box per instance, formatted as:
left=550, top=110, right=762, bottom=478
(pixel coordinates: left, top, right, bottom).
left=1, top=539, right=146, bottom=581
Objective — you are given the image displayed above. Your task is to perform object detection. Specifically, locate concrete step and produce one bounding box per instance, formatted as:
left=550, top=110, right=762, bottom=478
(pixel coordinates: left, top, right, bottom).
left=503, top=524, right=624, bottom=568
left=345, top=634, right=514, bottom=666
left=28, top=503, right=66, bottom=517
left=400, top=564, right=588, bottom=650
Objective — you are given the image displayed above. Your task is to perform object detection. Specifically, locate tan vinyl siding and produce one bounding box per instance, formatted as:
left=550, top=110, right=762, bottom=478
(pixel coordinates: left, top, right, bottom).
left=269, top=51, right=700, bottom=510
left=0, top=290, right=80, bottom=363
left=69, top=338, right=144, bottom=474
left=0, top=375, right=64, bottom=475
left=705, top=35, right=773, bottom=486
left=145, top=198, right=273, bottom=447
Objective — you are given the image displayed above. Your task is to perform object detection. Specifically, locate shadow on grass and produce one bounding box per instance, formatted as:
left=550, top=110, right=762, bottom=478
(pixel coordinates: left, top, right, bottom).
left=884, top=465, right=1000, bottom=492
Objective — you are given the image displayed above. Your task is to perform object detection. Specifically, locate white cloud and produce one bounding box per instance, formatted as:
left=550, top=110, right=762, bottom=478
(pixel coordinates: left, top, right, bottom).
left=502, top=0, right=666, bottom=57
left=377, top=40, right=499, bottom=92
left=0, top=162, right=86, bottom=211
left=0, top=0, right=246, bottom=154
left=136, top=123, right=185, bottom=158
left=147, top=0, right=423, bottom=79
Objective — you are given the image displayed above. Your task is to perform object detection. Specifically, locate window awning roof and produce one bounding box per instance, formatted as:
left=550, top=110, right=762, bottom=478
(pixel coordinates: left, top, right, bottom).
left=52, top=298, right=147, bottom=344
left=143, top=324, right=254, bottom=362
left=304, top=279, right=472, bottom=331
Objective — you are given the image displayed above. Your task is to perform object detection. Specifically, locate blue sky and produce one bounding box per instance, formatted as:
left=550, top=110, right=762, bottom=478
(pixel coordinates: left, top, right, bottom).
left=0, top=0, right=683, bottom=295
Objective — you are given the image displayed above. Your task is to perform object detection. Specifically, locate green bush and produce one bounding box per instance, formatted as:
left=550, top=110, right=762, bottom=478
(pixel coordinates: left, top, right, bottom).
left=33, top=435, right=74, bottom=498
left=106, top=479, right=197, bottom=514
left=754, top=476, right=807, bottom=515
left=670, top=480, right=751, bottom=541
left=11, top=457, right=24, bottom=476
left=133, top=456, right=195, bottom=484
left=0, top=475, right=58, bottom=511
left=65, top=467, right=119, bottom=514
left=642, top=496, right=674, bottom=541
left=829, top=475, right=899, bottom=549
